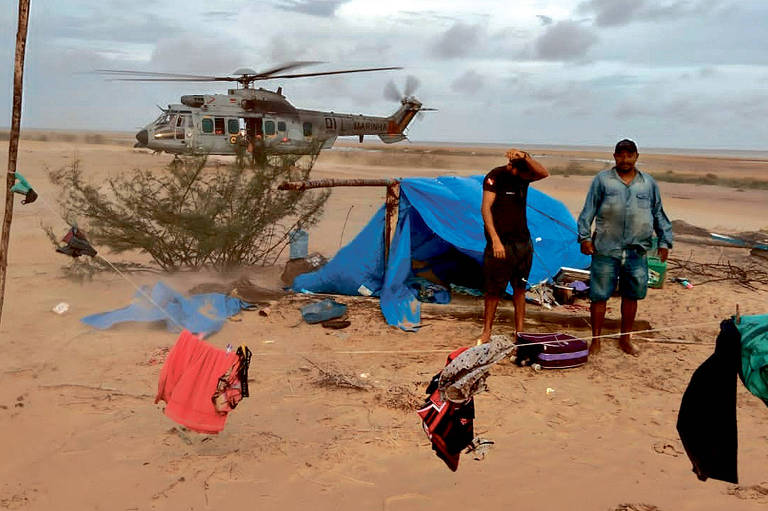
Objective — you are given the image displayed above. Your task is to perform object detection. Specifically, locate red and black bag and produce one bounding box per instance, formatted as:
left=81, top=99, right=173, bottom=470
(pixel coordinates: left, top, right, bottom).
left=416, top=347, right=475, bottom=471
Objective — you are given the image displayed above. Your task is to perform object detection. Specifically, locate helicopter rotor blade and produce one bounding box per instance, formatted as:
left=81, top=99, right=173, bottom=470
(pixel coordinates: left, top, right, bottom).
left=108, top=78, right=229, bottom=82
left=383, top=80, right=402, bottom=102
left=404, top=75, right=420, bottom=97
left=259, top=66, right=402, bottom=80
left=95, top=69, right=217, bottom=80
left=250, top=61, right=323, bottom=78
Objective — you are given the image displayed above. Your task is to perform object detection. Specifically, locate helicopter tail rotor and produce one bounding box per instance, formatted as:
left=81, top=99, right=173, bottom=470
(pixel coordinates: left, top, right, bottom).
left=383, top=75, right=422, bottom=103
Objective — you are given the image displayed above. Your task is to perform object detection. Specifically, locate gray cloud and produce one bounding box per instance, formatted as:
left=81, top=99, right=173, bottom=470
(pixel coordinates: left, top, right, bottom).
left=535, top=21, right=598, bottom=61
left=578, top=0, right=724, bottom=27
left=450, top=70, right=485, bottom=93
left=274, top=0, right=352, bottom=17
left=41, top=11, right=180, bottom=45
left=149, top=36, right=248, bottom=73
left=203, top=11, right=238, bottom=20
left=430, top=22, right=484, bottom=59
left=615, top=89, right=768, bottom=123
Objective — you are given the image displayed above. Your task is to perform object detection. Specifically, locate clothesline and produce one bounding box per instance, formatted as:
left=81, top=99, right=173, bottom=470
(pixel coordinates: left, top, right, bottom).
left=246, top=319, right=726, bottom=357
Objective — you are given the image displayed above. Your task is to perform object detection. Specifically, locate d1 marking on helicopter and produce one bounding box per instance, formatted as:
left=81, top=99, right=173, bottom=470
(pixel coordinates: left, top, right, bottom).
left=99, top=62, right=433, bottom=158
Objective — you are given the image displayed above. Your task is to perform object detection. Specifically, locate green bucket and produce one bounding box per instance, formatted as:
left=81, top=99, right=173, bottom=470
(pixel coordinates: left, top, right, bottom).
left=647, top=256, right=667, bottom=289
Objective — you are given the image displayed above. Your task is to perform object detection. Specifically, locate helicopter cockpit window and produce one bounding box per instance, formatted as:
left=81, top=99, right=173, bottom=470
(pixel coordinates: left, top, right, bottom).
left=228, top=119, right=239, bottom=135
left=303, top=122, right=312, bottom=137
left=153, top=112, right=171, bottom=127
left=201, top=118, right=214, bottom=134
left=214, top=118, right=225, bottom=135
left=277, top=121, right=286, bottom=132
left=264, top=120, right=276, bottom=136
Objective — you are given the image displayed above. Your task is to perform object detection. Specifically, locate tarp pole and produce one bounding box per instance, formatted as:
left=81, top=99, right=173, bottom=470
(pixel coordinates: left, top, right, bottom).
left=0, top=0, right=31, bottom=327
left=384, top=182, right=400, bottom=264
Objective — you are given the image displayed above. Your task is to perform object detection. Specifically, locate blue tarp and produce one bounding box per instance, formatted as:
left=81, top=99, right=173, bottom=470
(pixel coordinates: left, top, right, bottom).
left=293, top=176, right=589, bottom=330
left=82, top=281, right=245, bottom=336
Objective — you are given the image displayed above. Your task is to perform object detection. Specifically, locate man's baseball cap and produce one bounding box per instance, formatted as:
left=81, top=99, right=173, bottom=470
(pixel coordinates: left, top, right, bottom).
left=615, top=139, right=638, bottom=153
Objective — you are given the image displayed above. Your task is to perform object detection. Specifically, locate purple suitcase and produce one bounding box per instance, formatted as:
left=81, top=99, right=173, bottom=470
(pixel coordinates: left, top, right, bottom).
left=516, top=332, right=589, bottom=369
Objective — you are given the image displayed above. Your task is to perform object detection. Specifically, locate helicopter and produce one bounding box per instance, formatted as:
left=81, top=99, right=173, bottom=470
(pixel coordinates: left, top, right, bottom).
left=99, top=62, right=432, bottom=159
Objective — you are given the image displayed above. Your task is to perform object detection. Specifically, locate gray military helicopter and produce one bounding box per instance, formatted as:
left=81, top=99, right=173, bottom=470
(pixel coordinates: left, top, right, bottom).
left=99, top=62, right=431, bottom=158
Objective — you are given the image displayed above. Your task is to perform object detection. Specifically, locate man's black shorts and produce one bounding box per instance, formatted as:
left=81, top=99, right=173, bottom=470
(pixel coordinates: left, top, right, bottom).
left=483, top=239, right=533, bottom=297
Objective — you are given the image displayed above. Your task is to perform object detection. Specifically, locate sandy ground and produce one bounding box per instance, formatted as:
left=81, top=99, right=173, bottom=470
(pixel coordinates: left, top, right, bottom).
left=1, top=138, right=768, bottom=510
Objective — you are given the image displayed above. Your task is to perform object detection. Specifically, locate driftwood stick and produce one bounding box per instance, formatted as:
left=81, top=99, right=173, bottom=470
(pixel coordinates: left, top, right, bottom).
left=278, top=178, right=397, bottom=190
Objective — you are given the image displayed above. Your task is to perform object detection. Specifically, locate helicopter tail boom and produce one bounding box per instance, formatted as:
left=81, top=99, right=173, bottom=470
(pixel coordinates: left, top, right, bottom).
left=385, top=98, right=422, bottom=137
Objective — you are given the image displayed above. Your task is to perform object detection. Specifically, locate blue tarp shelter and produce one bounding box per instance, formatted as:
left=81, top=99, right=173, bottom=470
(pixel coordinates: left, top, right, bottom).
left=293, top=176, right=589, bottom=330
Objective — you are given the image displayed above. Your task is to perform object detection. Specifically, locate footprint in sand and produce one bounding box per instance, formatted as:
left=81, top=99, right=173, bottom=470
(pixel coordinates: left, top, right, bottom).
left=611, top=504, right=661, bottom=511
left=727, top=483, right=768, bottom=501
left=652, top=441, right=684, bottom=457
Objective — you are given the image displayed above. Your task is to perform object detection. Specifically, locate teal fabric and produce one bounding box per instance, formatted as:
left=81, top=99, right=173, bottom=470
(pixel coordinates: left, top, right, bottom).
left=10, top=172, right=32, bottom=194
left=737, top=313, right=768, bottom=404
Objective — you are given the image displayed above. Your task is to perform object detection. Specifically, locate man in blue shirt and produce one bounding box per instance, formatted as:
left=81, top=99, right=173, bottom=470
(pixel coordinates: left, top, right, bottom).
left=577, top=139, right=673, bottom=356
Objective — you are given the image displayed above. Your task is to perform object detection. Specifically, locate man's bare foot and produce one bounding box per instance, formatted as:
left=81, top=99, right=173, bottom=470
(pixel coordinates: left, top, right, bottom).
left=619, top=338, right=640, bottom=356
left=589, top=338, right=601, bottom=355
left=476, top=333, right=491, bottom=345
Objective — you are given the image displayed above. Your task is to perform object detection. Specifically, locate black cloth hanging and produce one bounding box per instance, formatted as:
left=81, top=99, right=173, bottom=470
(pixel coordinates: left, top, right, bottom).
left=55, top=226, right=97, bottom=258
left=676, top=319, right=741, bottom=484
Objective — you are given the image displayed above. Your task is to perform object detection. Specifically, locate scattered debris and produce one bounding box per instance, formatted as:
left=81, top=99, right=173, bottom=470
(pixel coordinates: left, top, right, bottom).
left=546, top=387, right=556, bottom=395
left=465, top=437, right=494, bottom=461
left=304, top=357, right=370, bottom=391
left=610, top=505, right=661, bottom=511
left=667, top=257, right=768, bottom=290
left=143, top=347, right=170, bottom=366
left=375, top=384, right=421, bottom=411
left=52, top=302, right=69, bottom=314
left=188, top=277, right=286, bottom=305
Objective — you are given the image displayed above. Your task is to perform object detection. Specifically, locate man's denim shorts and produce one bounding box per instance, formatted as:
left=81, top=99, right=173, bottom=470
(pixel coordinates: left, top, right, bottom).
left=589, top=250, right=648, bottom=302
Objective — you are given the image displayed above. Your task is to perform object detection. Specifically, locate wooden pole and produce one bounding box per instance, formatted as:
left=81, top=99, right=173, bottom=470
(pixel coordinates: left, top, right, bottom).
left=278, top=177, right=403, bottom=264
left=278, top=178, right=396, bottom=190
left=384, top=182, right=400, bottom=264
left=0, top=0, right=31, bottom=326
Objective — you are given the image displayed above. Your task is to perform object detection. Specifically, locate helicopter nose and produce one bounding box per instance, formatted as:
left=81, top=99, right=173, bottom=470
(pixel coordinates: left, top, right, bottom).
left=135, top=129, right=148, bottom=147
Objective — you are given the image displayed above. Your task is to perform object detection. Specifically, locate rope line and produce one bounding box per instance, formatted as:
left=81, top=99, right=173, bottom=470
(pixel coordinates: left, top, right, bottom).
left=248, top=319, right=726, bottom=356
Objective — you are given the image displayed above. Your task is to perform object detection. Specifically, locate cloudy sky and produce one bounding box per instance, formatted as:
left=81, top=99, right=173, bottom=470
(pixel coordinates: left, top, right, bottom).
left=1, top=0, right=767, bottom=149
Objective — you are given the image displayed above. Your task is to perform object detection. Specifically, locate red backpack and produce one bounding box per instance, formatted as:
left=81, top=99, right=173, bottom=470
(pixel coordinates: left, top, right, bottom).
left=416, top=347, right=475, bottom=471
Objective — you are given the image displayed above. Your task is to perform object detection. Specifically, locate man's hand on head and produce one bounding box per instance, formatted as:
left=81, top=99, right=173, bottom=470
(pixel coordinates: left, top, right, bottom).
left=505, top=149, right=528, bottom=161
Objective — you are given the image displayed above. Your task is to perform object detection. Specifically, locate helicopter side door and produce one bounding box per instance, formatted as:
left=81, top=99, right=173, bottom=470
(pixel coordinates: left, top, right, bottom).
left=197, top=115, right=237, bottom=154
